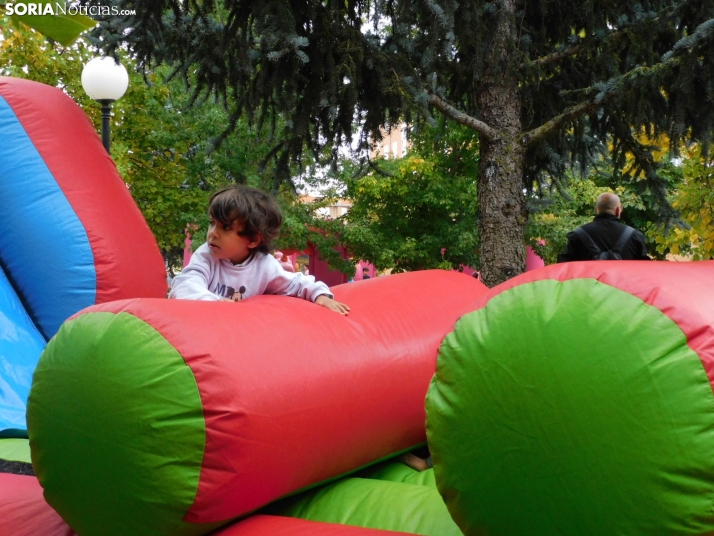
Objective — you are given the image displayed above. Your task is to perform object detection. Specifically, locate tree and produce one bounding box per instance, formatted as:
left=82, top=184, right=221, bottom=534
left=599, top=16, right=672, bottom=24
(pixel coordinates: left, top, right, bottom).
left=650, top=146, right=714, bottom=259
left=338, top=119, right=479, bottom=272
left=0, top=1, right=96, bottom=46
left=275, top=195, right=358, bottom=276
left=92, top=0, right=714, bottom=286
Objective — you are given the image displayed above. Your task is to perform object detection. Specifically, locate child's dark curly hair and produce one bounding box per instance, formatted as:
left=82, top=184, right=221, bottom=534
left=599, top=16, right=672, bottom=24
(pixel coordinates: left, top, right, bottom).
left=208, top=185, right=283, bottom=255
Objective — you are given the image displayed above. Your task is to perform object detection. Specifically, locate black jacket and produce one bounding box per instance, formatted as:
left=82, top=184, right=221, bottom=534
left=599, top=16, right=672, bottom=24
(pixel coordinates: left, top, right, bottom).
left=557, top=214, right=650, bottom=262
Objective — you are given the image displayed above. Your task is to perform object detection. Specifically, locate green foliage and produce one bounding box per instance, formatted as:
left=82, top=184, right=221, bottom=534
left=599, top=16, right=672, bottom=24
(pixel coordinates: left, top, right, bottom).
left=1, top=1, right=96, bottom=46
left=650, top=147, right=714, bottom=259
left=340, top=121, right=479, bottom=272
left=278, top=195, right=357, bottom=276
left=92, top=0, right=406, bottom=178
left=93, top=0, right=714, bottom=216
left=527, top=180, right=604, bottom=265
left=0, top=14, right=91, bottom=92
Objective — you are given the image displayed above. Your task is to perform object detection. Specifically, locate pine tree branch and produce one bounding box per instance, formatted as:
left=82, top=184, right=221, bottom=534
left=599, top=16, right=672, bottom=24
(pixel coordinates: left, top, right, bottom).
left=425, top=91, right=498, bottom=141
left=522, top=53, right=687, bottom=147
left=521, top=98, right=600, bottom=146
left=523, top=4, right=688, bottom=71
left=608, top=112, right=684, bottom=227
left=662, top=17, right=714, bottom=61
left=525, top=43, right=585, bottom=70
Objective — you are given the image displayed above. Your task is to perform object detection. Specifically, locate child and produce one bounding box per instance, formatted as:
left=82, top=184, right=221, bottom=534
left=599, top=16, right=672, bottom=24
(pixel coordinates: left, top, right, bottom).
left=170, top=185, right=350, bottom=315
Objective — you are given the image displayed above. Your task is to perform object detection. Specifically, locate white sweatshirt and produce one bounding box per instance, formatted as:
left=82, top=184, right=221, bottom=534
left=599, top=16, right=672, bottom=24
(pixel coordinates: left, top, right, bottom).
left=169, top=243, right=333, bottom=302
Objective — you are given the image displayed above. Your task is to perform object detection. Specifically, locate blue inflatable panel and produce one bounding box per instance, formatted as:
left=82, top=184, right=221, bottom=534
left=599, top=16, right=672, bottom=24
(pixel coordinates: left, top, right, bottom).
left=0, top=267, right=46, bottom=436
left=0, top=95, right=96, bottom=339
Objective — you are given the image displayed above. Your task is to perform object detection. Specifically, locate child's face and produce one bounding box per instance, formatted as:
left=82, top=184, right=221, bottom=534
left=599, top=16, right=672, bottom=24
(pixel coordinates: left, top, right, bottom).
left=207, top=217, right=261, bottom=265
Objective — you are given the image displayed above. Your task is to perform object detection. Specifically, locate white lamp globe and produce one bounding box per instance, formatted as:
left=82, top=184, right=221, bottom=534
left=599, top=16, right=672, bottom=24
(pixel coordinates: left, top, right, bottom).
left=81, top=56, right=129, bottom=102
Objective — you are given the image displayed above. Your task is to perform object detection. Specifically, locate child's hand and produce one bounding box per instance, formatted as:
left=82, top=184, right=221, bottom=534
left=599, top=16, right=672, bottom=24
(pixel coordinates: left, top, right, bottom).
left=315, top=295, right=350, bottom=315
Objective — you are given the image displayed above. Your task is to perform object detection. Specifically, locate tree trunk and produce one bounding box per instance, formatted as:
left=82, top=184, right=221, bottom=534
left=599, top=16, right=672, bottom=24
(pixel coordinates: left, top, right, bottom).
left=477, top=0, right=526, bottom=288
left=478, top=136, right=526, bottom=287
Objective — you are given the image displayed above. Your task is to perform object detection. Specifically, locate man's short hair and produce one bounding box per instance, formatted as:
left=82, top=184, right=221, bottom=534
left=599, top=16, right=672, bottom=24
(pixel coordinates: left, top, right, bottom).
left=209, top=185, right=283, bottom=255
left=595, top=192, right=621, bottom=214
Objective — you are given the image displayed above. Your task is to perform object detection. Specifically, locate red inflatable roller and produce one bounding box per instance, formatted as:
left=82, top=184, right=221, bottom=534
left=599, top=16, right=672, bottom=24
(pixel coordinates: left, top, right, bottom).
left=28, top=270, right=486, bottom=536
left=0, top=473, right=76, bottom=536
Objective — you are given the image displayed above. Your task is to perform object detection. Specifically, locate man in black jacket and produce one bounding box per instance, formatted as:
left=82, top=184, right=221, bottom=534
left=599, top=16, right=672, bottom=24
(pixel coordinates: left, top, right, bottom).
left=557, top=193, right=650, bottom=262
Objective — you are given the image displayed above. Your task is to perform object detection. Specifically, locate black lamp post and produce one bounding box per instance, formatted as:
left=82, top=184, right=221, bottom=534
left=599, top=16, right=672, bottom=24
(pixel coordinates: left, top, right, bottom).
left=81, top=57, right=129, bottom=155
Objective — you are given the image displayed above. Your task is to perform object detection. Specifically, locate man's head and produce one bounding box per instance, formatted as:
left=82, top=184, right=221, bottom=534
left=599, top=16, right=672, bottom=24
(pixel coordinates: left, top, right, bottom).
left=595, top=192, right=622, bottom=218
left=208, top=185, right=283, bottom=258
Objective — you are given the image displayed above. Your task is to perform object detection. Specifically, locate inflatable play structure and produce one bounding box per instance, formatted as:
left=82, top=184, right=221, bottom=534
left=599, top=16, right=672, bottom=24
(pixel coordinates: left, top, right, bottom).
left=427, top=260, right=714, bottom=534
left=2, top=75, right=714, bottom=536
left=0, top=76, right=167, bottom=437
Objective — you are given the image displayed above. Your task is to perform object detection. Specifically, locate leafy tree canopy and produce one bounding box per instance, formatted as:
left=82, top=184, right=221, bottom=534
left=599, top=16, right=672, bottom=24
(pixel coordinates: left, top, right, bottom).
left=650, top=145, right=714, bottom=259
left=339, top=119, right=479, bottom=272
left=0, top=1, right=96, bottom=46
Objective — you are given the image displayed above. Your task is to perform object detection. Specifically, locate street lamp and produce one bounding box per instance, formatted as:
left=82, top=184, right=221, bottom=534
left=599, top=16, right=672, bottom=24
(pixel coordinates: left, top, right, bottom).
left=81, top=56, right=129, bottom=154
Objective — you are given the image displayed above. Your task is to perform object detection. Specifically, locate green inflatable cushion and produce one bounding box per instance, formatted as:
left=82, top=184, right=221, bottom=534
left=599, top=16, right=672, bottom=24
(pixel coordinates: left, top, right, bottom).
left=27, top=312, right=218, bottom=536
left=0, top=438, right=31, bottom=464
left=359, top=460, right=436, bottom=488
left=264, top=476, right=461, bottom=535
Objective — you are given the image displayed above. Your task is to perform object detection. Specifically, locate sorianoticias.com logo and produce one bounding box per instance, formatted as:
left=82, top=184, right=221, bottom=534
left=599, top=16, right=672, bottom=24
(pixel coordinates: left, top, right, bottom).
left=3, top=2, right=136, bottom=16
